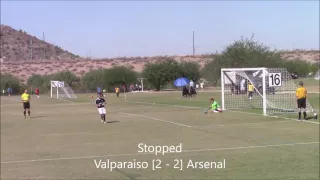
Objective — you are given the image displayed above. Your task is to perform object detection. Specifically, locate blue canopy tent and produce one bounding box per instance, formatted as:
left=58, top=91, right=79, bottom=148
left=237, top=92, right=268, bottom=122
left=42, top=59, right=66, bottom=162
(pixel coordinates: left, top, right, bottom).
left=174, top=77, right=190, bottom=87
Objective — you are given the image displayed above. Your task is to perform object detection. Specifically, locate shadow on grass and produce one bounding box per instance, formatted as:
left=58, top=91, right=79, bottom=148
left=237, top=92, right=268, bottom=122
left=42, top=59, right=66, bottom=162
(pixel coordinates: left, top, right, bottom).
left=107, top=120, right=119, bottom=123
left=30, top=116, right=45, bottom=119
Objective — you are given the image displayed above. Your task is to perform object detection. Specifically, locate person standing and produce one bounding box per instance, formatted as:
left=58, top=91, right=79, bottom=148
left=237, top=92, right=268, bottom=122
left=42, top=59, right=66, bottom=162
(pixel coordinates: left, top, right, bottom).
left=248, top=82, right=254, bottom=100
left=115, top=87, right=120, bottom=97
left=296, top=81, right=307, bottom=120
left=95, top=94, right=107, bottom=124
left=35, top=87, right=40, bottom=98
left=200, top=81, right=204, bottom=91
left=8, top=87, right=12, bottom=96
left=21, top=89, right=31, bottom=119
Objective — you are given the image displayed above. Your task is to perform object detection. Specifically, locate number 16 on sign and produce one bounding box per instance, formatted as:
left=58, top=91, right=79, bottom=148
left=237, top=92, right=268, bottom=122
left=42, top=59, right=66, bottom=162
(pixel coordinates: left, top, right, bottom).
left=269, top=73, right=282, bottom=87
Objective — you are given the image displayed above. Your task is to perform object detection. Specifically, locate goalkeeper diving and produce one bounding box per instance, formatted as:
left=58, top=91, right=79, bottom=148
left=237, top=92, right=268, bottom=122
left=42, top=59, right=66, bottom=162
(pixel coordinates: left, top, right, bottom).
left=204, top=98, right=222, bottom=114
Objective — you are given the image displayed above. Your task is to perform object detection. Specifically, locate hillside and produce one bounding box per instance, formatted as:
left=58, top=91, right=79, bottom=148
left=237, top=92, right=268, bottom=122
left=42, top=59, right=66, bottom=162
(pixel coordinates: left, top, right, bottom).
left=0, top=25, right=319, bottom=83
left=0, top=25, right=80, bottom=61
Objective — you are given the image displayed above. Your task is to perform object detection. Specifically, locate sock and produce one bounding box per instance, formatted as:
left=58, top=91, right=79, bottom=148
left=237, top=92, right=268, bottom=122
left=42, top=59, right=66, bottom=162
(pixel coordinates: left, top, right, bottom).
left=103, top=115, right=106, bottom=121
left=23, top=111, right=26, bottom=116
left=100, top=115, right=103, bottom=120
left=303, top=112, right=307, bottom=119
left=28, top=111, right=30, bottom=116
left=298, top=112, right=301, bottom=119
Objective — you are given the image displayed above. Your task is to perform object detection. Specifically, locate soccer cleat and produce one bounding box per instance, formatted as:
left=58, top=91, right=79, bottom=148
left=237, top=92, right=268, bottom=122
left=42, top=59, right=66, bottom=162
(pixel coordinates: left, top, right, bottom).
left=101, top=119, right=104, bottom=123
left=104, top=121, right=106, bottom=124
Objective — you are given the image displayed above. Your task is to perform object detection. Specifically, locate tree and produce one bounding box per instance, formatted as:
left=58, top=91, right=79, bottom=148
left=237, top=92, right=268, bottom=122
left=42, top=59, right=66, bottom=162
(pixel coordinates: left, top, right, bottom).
left=178, top=61, right=201, bottom=82
left=105, top=66, right=138, bottom=91
left=142, top=58, right=181, bottom=91
left=0, top=74, right=21, bottom=94
left=82, top=69, right=108, bottom=91
left=201, top=35, right=316, bottom=85
left=51, top=71, right=79, bottom=87
left=27, top=74, right=52, bottom=93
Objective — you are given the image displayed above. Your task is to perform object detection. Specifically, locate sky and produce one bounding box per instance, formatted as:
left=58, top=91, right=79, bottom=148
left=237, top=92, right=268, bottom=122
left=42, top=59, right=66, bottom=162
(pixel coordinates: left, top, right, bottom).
left=1, top=1, right=319, bottom=58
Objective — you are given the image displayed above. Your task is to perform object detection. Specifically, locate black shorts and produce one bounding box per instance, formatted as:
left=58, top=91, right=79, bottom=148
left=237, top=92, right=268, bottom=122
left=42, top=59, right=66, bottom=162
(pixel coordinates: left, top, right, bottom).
left=248, top=91, right=253, bottom=96
left=23, top=102, right=30, bottom=109
left=297, top=98, right=306, bottom=109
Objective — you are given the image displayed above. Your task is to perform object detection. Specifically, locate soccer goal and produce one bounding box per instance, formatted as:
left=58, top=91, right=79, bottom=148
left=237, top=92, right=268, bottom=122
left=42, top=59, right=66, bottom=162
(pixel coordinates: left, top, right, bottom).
left=314, top=69, right=320, bottom=80
left=50, top=81, right=77, bottom=99
left=221, top=68, right=314, bottom=115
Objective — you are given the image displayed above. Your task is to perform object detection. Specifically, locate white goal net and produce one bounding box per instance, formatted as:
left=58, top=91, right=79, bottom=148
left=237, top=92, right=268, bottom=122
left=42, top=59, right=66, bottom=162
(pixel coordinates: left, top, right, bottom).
left=314, top=69, right=320, bottom=80
left=221, top=68, right=314, bottom=115
left=50, top=81, right=77, bottom=99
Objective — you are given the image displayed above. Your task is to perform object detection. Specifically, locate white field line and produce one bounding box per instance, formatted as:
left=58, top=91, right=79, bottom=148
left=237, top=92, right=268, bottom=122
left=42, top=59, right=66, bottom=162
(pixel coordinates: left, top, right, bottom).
left=193, top=120, right=291, bottom=128
left=125, top=100, right=320, bottom=125
left=118, top=112, right=192, bottom=128
left=1, top=141, right=318, bottom=164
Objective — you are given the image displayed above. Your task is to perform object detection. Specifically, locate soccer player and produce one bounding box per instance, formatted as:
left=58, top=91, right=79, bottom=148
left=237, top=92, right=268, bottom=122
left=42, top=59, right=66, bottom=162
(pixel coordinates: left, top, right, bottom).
left=35, top=87, right=40, bottom=98
left=96, top=94, right=107, bottom=123
left=248, top=82, right=254, bottom=100
left=296, top=81, right=307, bottom=120
left=21, top=89, right=31, bottom=119
left=8, top=87, right=12, bottom=96
left=205, top=98, right=222, bottom=113
left=115, top=87, right=120, bottom=97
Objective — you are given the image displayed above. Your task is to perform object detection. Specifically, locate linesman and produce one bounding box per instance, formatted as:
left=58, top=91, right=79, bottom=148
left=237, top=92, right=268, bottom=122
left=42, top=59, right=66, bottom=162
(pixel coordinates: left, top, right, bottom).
left=296, top=81, right=307, bottom=120
left=21, top=89, right=31, bottom=119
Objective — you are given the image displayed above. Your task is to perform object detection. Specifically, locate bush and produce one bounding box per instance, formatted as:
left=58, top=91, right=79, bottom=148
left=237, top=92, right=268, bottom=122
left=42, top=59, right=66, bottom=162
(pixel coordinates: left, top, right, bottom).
left=142, top=58, right=180, bottom=91
left=50, top=71, right=79, bottom=87
left=27, top=74, right=51, bottom=93
left=105, top=66, right=138, bottom=91
left=0, top=74, right=21, bottom=94
left=201, top=35, right=316, bottom=84
left=83, top=69, right=108, bottom=92
left=178, top=61, right=201, bottom=82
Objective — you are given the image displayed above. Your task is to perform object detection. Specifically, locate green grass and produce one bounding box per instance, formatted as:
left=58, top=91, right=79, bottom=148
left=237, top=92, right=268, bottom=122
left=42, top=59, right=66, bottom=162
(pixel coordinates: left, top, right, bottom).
left=1, top=92, right=319, bottom=180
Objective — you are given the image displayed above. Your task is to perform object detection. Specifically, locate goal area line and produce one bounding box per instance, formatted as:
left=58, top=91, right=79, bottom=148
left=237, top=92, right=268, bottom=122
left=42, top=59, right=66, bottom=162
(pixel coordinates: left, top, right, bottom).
left=125, top=100, right=320, bottom=125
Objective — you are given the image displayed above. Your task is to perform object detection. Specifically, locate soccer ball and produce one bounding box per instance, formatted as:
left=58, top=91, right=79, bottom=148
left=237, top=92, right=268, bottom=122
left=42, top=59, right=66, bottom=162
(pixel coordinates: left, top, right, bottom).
left=313, top=113, right=318, bottom=120
left=204, top=109, right=208, bottom=114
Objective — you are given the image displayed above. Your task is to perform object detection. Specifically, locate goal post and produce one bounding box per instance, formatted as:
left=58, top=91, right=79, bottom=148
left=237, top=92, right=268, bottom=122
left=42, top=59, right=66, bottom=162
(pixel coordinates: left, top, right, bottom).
left=50, top=81, right=77, bottom=99
left=221, top=67, right=314, bottom=115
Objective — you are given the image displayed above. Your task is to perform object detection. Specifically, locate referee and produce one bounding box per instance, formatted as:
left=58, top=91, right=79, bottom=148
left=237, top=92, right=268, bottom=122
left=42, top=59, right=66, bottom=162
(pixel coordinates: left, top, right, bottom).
left=21, top=89, right=31, bottom=119
left=296, top=81, right=307, bottom=120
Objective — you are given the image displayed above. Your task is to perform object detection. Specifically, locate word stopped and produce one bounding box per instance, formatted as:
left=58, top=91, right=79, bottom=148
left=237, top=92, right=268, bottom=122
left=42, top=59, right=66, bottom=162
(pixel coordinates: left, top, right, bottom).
left=137, top=143, right=182, bottom=155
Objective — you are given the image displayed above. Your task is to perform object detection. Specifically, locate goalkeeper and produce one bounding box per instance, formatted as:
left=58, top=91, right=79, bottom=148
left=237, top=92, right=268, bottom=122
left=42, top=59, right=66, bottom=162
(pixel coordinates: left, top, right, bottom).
left=205, top=98, right=222, bottom=113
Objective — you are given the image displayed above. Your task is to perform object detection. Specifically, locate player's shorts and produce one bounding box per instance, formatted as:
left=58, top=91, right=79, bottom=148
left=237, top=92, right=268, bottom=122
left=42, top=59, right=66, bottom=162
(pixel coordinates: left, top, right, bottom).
left=98, top=107, right=106, bottom=114
left=297, top=98, right=306, bottom=108
left=23, top=102, right=30, bottom=109
left=211, top=108, right=222, bottom=113
left=248, top=91, right=253, bottom=96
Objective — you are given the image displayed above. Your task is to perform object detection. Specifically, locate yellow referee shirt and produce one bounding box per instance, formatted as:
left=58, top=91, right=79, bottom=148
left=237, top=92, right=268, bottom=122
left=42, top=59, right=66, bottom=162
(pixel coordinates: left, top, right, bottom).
left=21, top=93, right=30, bottom=102
left=296, top=87, right=307, bottom=99
left=248, top=84, right=254, bottom=92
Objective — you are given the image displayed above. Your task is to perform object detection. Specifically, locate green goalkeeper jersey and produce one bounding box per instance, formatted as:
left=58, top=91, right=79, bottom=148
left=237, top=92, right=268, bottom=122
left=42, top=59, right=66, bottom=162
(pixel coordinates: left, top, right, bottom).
left=211, top=101, right=220, bottom=110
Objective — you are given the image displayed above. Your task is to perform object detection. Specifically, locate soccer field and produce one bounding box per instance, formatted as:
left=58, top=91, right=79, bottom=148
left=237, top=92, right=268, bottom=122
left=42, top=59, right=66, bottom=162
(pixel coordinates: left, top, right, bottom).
left=1, top=91, right=319, bottom=180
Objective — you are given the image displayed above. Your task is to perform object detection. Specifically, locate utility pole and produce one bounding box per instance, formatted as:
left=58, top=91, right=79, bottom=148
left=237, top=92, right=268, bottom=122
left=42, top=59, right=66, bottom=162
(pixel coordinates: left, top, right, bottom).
left=29, top=39, right=33, bottom=60
left=43, top=32, right=45, bottom=60
left=192, top=31, right=195, bottom=56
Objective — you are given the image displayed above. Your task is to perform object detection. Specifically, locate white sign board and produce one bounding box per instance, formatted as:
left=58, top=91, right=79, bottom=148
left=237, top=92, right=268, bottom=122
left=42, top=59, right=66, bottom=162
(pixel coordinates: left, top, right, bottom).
left=268, top=73, right=282, bottom=87
left=224, top=71, right=236, bottom=85
left=51, top=81, right=65, bottom=87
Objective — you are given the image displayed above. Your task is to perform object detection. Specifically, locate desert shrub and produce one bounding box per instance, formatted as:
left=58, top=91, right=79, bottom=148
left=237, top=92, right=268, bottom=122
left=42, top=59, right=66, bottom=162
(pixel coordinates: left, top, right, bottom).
left=50, top=71, right=79, bottom=87
left=201, top=35, right=317, bottom=85
left=142, top=58, right=180, bottom=91
left=82, top=69, right=107, bottom=92
left=0, top=74, right=21, bottom=94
